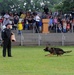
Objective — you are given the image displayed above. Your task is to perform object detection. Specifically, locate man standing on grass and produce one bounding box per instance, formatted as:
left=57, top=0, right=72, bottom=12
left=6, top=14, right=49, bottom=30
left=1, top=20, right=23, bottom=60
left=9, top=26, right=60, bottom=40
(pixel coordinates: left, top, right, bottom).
left=1, top=23, right=13, bottom=57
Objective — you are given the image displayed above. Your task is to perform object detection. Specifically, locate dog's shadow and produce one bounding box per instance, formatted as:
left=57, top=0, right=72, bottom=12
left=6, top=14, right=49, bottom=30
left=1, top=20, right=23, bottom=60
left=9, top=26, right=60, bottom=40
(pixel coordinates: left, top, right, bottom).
left=64, top=55, right=73, bottom=56
left=45, top=54, right=73, bottom=57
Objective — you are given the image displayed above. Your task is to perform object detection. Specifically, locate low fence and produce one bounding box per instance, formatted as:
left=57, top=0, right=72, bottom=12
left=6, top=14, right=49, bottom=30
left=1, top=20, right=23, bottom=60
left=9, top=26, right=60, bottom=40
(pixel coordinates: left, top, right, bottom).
left=0, top=30, right=74, bottom=46
left=11, top=33, right=74, bottom=46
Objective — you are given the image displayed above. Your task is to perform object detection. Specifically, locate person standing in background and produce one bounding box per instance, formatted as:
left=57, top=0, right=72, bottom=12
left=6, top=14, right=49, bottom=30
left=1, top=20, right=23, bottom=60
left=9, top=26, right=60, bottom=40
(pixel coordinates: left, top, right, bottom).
left=43, top=5, right=49, bottom=15
left=17, top=20, right=23, bottom=35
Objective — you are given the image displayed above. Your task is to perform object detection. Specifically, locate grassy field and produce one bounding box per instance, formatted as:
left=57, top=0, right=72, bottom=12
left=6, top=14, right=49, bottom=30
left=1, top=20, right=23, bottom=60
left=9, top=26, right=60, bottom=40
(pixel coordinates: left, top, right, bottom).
left=0, top=46, right=74, bottom=75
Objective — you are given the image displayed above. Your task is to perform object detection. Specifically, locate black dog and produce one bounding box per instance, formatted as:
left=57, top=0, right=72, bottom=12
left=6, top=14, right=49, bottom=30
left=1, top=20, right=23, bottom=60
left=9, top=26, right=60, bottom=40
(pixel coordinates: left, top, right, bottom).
left=44, top=47, right=72, bottom=56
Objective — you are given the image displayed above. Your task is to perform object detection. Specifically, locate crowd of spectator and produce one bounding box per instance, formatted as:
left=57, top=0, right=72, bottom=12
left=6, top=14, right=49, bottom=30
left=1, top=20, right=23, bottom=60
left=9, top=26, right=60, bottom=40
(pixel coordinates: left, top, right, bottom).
left=0, top=9, right=74, bottom=33
left=48, top=10, right=74, bottom=33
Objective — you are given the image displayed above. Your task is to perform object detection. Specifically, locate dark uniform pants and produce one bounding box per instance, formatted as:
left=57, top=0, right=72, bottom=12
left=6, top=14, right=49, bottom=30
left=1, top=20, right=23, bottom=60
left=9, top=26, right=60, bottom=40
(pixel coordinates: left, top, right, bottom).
left=3, top=39, right=11, bottom=57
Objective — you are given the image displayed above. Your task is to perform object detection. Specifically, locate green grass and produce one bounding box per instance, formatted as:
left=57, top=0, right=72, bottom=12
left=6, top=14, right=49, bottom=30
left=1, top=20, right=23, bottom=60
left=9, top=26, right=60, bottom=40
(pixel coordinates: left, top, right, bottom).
left=0, top=46, right=74, bottom=75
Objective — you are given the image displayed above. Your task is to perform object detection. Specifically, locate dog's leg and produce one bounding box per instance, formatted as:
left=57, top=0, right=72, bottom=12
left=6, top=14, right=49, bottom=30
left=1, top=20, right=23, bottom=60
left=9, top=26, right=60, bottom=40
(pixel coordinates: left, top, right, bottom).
left=45, top=54, right=53, bottom=56
left=45, top=54, right=49, bottom=56
left=57, top=54, right=62, bottom=56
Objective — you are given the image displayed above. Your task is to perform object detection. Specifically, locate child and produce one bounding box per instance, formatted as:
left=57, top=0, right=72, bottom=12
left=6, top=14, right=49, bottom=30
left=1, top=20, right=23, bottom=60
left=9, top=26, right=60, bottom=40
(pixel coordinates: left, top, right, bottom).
left=17, top=21, right=23, bottom=35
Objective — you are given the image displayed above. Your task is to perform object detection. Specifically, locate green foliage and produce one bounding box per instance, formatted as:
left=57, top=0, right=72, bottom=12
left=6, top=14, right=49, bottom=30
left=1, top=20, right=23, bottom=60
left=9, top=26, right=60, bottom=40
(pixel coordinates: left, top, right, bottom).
left=55, top=0, right=74, bottom=13
left=0, top=0, right=63, bottom=13
left=0, top=0, right=3, bottom=2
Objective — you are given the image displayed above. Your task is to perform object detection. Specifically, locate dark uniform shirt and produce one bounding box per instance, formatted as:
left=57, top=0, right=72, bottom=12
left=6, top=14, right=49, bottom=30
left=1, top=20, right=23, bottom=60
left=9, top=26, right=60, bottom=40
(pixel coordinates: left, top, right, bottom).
left=1, top=28, right=11, bottom=41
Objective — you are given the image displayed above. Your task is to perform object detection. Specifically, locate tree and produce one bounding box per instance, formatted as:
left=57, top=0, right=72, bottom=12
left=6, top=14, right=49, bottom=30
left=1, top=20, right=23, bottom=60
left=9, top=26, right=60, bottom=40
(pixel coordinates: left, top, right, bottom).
left=55, top=0, right=74, bottom=13
left=0, top=0, right=63, bottom=13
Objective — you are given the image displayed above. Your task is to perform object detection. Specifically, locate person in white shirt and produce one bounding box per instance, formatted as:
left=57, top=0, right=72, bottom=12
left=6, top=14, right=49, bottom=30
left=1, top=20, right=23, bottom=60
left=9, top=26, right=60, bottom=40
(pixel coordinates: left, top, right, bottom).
left=34, top=13, right=41, bottom=33
left=4, top=12, right=10, bottom=19
left=2, top=12, right=10, bottom=30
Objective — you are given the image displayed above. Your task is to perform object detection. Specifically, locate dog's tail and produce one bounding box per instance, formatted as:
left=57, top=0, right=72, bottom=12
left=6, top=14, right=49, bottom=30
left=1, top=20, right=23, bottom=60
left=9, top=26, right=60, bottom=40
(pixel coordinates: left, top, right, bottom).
left=64, top=50, right=72, bottom=53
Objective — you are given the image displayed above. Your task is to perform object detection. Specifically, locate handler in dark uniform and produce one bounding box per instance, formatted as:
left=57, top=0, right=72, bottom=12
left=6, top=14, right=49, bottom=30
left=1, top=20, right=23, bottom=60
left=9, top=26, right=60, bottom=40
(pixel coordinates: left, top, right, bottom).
left=1, top=23, right=13, bottom=57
